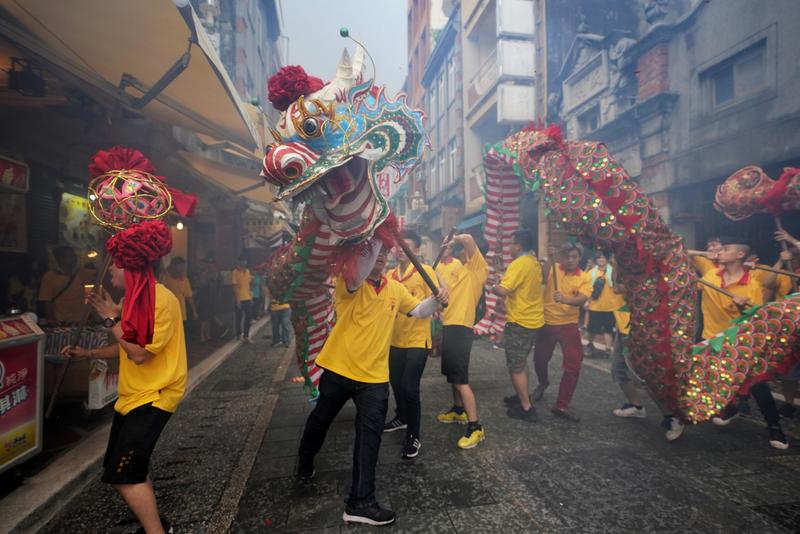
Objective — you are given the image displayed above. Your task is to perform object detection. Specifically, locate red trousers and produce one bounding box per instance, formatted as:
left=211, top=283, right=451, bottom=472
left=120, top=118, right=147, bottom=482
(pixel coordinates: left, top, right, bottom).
left=533, top=323, right=584, bottom=410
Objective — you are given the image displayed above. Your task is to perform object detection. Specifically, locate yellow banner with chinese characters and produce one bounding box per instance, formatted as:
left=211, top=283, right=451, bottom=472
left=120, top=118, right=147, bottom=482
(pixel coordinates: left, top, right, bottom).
left=0, top=421, right=36, bottom=466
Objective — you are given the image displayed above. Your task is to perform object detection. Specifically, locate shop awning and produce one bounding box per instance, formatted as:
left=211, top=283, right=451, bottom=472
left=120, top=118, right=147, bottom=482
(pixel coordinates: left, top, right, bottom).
left=0, top=0, right=261, bottom=151
left=177, top=150, right=275, bottom=205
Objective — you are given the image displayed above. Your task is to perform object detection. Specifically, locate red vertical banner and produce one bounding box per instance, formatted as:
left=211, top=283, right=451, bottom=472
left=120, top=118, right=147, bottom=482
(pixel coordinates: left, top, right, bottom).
left=0, top=341, right=39, bottom=468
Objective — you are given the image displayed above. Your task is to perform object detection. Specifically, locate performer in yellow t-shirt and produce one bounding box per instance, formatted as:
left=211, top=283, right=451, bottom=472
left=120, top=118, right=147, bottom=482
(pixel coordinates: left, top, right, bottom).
left=533, top=243, right=592, bottom=422
left=586, top=251, right=617, bottom=355
left=62, top=262, right=186, bottom=534
left=268, top=292, right=292, bottom=347
left=160, top=257, right=197, bottom=322
left=298, top=242, right=446, bottom=525
left=764, top=230, right=800, bottom=420
left=701, top=240, right=788, bottom=450
left=492, top=229, right=543, bottom=423
left=231, top=256, right=254, bottom=342
left=384, top=231, right=440, bottom=459
left=434, top=233, right=489, bottom=449
left=38, top=246, right=94, bottom=323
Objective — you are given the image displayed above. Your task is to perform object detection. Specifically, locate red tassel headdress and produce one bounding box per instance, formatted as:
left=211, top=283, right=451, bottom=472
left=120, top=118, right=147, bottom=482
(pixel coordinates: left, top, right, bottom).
left=89, top=147, right=196, bottom=346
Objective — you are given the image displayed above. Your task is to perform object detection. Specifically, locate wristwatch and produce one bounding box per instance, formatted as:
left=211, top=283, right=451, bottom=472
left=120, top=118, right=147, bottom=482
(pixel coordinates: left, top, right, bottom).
left=102, top=316, right=120, bottom=328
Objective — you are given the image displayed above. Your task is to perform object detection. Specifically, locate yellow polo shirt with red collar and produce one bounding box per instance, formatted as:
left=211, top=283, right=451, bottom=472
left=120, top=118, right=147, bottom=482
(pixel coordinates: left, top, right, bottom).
left=499, top=254, right=544, bottom=329
left=700, top=268, right=765, bottom=339
left=543, top=267, right=592, bottom=325
left=436, top=250, right=489, bottom=328
left=389, top=263, right=438, bottom=349
left=116, top=284, right=187, bottom=415
left=316, top=276, right=420, bottom=383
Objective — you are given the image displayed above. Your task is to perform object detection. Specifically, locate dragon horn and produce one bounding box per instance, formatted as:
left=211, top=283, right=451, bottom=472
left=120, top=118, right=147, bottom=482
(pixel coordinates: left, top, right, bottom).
left=334, top=47, right=354, bottom=84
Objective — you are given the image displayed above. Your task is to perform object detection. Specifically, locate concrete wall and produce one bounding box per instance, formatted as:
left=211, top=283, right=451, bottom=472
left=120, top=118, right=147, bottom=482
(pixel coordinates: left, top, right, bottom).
left=664, top=0, right=800, bottom=191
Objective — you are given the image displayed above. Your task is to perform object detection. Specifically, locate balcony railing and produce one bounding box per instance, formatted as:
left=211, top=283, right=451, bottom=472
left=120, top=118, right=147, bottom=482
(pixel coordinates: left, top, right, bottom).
left=467, top=48, right=498, bottom=111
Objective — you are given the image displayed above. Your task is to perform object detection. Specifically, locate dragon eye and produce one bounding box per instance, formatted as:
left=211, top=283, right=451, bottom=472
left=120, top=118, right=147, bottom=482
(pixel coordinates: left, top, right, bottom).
left=302, top=117, right=321, bottom=137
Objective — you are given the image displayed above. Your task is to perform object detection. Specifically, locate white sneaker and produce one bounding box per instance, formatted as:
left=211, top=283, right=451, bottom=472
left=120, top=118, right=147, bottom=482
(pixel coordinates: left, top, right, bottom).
left=662, top=416, right=684, bottom=441
left=711, top=404, right=739, bottom=426
left=612, top=403, right=647, bottom=418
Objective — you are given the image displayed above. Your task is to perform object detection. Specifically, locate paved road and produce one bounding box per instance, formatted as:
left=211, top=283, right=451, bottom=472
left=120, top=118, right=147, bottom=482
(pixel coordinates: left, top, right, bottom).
left=42, top=336, right=800, bottom=533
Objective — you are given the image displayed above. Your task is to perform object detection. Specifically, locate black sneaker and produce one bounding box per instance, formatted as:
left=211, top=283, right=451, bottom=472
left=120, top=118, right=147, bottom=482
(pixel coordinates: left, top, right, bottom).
left=343, top=502, right=396, bottom=526
left=503, top=393, right=532, bottom=406
left=507, top=403, right=538, bottom=422
left=779, top=403, right=797, bottom=418
left=402, top=435, right=421, bottom=459
left=768, top=425, right=789, bottom=450
left=297, top=459, right=315, bottom=480
left=383, top=417, right=407, bottom=433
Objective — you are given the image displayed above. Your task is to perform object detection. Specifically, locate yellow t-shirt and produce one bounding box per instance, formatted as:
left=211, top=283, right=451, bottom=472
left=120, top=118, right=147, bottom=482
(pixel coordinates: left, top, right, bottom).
left=435, top=258, right=462, bottom=290
left=232, top=268, right=253, bottom=302
left=436, top=250, right=489, bottom=327
left=699, top=269, right=765, bottom=339
left=389, top=263, right=438, bottom=348
left=270, top=301, right=290, bottom=311
left=750, top=266, right=795, bottom=300
left=692, top=256, right=718, bottom=276
left=38, top=269, right=92, bottom=323
left=543, top=267, right=592, bottom=325
left=609, top=290, right=630, bottom=335
left=316, top=276, right=419, bottom=383
left=499, top=254, right=544, bottom=330
left=160, top=272, right=192, bottom=320
left=116, top=284, right=187, bottom=415
left=775, top=273, right=795, bottom=300
left=588, top=269, right=617, bottom=312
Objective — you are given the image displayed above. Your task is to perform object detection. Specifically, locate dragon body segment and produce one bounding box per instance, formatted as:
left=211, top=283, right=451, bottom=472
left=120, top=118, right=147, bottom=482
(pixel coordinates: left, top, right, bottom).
left=482, top=127, right=800, bottom=423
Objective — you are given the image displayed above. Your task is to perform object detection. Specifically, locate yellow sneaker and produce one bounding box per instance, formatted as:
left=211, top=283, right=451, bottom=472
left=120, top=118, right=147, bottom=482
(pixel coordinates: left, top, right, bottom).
left=436, top=409, right=468, bottom=424
left=457, top=426, right=485, bottom=449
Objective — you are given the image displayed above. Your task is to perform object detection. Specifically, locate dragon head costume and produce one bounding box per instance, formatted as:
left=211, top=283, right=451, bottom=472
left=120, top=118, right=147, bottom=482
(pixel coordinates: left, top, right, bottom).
left=260, top=33, right=427, bottom=395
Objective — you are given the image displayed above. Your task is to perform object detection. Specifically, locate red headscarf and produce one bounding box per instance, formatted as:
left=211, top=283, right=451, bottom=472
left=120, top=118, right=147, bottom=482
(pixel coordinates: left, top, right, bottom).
left=106, top=220, right=172, bottom=346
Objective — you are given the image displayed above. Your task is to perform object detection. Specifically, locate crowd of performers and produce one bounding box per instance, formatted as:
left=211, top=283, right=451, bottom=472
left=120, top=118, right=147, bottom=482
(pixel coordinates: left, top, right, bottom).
left=289, top=224, right=799, bottom=526
left=54, top=214, right=800, bottom=530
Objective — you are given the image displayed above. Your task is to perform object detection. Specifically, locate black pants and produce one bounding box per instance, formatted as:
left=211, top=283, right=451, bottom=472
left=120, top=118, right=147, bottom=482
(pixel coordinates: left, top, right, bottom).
left=235, top=300, right=253, bottom=338
left=389, top=347, right=429, bottom=438
left=749, top=381, right=780, bottom=426
left=298, top=370, right=388, bottom=508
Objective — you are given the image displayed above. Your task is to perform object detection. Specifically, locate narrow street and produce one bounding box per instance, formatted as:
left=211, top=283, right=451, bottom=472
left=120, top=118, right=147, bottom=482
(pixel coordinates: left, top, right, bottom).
left=41, top=336, right=800, bottom=533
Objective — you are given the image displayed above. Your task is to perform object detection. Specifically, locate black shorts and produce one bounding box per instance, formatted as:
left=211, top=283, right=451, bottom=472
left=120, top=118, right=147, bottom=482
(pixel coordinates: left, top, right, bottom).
left=588, top=311, right=615, bottom=335
left=441, top=325, right=473, bottom=385
left=102, top=403, right=172, bottom=485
